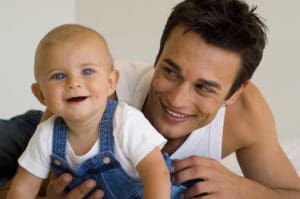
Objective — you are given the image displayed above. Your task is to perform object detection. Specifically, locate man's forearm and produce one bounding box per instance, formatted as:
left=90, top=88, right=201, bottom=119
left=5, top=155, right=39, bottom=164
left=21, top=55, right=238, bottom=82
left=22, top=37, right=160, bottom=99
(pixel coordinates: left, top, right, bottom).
left=240, top=177, right=300, bottom=199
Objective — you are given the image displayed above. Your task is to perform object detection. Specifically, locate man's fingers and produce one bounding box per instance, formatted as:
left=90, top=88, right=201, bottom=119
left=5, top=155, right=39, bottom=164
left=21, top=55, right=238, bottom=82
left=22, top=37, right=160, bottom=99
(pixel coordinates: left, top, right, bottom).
left=87, top=189, right=105, bottom=199
left=46, top=173, right=103, bottom=199
left=173, top=156, right=216, bottom=172
left=171, top=156, right=223, bottom=189
left=184, top=180, right=212, bottom=199
left=47, top=173, right=73, bottom=196
left=63, top=179, right=98, bottom=199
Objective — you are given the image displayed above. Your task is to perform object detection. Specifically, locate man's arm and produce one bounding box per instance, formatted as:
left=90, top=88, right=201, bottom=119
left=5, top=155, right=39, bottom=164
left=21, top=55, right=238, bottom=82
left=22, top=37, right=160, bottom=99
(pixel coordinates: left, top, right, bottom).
left=172, top=82, right=300, bottom=198
left=229, top=82, right=300, bottom=198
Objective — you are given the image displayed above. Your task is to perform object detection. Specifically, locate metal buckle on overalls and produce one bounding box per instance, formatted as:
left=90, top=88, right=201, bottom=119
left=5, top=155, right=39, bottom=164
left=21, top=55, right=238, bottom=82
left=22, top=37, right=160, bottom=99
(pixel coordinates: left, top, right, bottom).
left=102, top=156, right=111, bottom=164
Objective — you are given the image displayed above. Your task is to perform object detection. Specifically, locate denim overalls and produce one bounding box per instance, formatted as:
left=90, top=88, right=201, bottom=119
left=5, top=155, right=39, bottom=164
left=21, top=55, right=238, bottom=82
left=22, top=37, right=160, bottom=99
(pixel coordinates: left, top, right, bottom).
left=50, top=100, right=193, bottom=199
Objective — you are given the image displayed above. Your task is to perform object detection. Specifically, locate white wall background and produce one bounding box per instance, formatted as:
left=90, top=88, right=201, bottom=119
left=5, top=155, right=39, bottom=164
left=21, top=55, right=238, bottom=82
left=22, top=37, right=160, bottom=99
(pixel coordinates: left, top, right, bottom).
left=0, top=1, right=299, bottom=140
left=0, top=1, right=76, bottom=118
left=248, top=0, right=300, bottom=140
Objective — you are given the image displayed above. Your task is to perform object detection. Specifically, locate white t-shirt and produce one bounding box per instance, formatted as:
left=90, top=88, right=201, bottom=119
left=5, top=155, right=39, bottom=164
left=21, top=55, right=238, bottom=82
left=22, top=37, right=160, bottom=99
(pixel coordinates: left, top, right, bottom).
left=115, top=61, right=225, bottom=161
left=18, top=102, right=166, bottom=179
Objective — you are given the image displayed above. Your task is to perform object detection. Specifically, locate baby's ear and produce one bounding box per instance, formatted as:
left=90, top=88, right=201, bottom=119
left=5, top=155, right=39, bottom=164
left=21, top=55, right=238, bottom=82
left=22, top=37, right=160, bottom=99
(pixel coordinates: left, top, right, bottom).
left=108, top=69, right=119, bottom=96
left=31, top=83, right=47, bottom=106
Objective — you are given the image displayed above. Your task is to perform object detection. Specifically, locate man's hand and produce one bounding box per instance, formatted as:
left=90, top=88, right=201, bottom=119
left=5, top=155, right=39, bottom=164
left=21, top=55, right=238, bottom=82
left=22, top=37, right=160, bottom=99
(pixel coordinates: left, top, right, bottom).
left=172, top=156, right=247, bottom=199
left=40, top=173, right=104, bottom=199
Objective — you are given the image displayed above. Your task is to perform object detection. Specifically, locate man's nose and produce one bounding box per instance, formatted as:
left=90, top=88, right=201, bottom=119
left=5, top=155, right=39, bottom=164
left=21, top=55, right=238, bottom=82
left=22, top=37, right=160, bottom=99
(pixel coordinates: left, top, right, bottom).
left=168, top=83, right=191, bottom=108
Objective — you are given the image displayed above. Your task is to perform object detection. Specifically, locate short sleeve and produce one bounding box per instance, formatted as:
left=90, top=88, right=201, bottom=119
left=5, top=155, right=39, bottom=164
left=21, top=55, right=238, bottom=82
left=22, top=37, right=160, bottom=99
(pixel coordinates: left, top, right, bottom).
left=113, top=102, right=166, bottom=168
left=18, top=117, right=54, bottom=179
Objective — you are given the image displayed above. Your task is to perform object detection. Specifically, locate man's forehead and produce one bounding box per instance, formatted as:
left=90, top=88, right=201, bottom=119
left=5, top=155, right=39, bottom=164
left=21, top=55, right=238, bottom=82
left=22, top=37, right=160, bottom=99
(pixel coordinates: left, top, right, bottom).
left=167, top=24, right=193, bottom=41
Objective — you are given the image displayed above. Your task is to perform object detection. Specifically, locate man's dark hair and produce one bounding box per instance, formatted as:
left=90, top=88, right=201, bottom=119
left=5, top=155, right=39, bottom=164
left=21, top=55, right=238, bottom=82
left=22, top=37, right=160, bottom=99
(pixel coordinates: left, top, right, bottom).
left=154, top=0, right=267, bottom=99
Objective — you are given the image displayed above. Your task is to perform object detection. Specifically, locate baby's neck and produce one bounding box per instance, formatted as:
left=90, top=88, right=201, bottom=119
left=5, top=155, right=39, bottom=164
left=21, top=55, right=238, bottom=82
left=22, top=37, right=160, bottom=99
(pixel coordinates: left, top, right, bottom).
left=65, top=117, right=101, bottom=156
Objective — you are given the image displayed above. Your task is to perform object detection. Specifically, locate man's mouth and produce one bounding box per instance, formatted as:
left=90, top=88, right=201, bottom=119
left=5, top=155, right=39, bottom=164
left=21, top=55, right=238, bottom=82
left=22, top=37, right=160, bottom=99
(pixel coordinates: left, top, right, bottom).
left=165, top=108, right=188, bottom=119
left=66, top=96, right=87, bottom=103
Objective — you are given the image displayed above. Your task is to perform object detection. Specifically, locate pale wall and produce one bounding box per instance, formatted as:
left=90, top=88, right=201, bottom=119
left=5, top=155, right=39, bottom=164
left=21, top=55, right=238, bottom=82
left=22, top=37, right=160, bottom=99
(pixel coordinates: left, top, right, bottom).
left=0, top=1, right=76, bottom=118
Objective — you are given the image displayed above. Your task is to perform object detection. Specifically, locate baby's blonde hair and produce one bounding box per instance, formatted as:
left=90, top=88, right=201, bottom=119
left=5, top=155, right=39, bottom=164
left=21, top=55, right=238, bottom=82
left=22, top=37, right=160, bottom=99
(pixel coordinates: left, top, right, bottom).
left=34, top=24, right=113, bottom=80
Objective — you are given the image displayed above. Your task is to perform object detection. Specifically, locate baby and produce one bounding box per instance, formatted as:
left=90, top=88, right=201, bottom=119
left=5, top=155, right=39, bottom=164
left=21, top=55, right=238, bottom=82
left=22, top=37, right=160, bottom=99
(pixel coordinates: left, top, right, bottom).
left=8, top=24, right=170, bottom=199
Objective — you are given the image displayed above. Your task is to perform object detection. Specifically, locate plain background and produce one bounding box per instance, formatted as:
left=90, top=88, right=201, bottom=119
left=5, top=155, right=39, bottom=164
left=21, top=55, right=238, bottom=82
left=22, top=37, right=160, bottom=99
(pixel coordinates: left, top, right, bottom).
left=0, top=0, right=299, bottom=140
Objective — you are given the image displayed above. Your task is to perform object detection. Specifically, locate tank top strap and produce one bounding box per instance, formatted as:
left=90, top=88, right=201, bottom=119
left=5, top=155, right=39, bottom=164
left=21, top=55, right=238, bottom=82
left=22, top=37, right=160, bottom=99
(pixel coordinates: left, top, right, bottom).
left=99, top=100, right=118, bottom=153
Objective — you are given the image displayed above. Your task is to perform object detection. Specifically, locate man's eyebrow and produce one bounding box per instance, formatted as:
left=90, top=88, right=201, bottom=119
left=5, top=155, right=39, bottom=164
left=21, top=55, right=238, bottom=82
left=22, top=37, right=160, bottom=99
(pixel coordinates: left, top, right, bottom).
left=163, top=58, right=221, bottom=89
left=197, top=79, right=221, bottom=90
left=163, top=58, right=182, bottom=72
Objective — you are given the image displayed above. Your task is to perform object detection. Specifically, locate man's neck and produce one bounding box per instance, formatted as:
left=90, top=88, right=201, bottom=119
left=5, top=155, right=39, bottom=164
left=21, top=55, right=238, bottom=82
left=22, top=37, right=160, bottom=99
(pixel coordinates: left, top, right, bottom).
left=162, top=135, right=188, bottom=155
left=141, top=95, right=150, bottom=120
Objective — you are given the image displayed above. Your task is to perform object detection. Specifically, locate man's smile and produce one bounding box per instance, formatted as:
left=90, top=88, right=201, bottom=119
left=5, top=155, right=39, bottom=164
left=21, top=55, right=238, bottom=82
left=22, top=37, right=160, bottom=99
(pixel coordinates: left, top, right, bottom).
left=161, top=102, right=194, bottom=122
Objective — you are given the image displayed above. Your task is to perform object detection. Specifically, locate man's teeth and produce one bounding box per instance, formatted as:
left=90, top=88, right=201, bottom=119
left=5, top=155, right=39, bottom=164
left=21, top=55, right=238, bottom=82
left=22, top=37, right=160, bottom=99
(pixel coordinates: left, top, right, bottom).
left=166, top=108, right=187, bottom=118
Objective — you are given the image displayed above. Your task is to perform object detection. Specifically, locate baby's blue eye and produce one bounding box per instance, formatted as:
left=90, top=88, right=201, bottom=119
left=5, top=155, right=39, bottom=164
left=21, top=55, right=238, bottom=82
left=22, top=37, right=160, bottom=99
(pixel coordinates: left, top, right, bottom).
left=82, top=68, right=93, bottom=76
left=52, top=73, right=65, bottom=80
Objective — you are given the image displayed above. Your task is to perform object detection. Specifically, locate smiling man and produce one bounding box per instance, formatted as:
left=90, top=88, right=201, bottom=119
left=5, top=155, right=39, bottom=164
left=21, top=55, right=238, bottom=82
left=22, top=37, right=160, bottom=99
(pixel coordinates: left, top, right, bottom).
left=143, top=24, right=242, bottom=153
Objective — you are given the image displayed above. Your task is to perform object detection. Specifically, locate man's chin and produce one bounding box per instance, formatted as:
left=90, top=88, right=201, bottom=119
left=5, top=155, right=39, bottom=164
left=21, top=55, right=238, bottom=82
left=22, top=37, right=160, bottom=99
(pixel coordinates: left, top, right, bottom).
left=158, top=127, right=181, bottom=140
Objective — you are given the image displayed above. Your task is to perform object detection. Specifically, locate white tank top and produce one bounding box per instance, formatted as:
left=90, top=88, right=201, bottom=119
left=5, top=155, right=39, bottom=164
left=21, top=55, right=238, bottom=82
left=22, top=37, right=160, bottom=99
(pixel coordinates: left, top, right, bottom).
left=115, top=61, right=225, bottom=161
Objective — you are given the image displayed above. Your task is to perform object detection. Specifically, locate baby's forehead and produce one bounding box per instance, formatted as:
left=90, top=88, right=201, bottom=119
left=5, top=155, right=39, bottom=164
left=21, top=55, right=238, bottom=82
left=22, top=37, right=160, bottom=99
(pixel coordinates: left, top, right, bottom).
left=42, top=26, right=106, bottom=47
left=37, top=33, right=111, bottom=63
left=56, top=30, right=105, bottom=46
left=38, top=31, right=107, bottom=57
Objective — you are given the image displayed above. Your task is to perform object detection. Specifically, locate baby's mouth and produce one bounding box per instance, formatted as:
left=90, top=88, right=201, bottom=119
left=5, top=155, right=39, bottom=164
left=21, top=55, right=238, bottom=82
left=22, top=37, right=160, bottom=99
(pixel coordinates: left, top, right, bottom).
left=66, top=96, right=87, bottom=103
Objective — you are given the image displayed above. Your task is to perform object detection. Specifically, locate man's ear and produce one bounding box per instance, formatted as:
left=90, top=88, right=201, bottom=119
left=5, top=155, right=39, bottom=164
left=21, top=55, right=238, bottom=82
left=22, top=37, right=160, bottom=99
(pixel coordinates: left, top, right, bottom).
left=108, top=69, right=119, bottom=97
left=31, top=83, right=47, bottom=106
left=225, top=81, right=249, bottom=106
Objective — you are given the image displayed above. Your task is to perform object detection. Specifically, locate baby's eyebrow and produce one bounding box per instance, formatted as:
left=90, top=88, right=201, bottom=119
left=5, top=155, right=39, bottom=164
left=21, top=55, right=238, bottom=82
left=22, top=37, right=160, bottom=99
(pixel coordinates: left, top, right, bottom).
left=80, top=62, right=97, bottom=67
left=46, top=67, right=62, bottom=74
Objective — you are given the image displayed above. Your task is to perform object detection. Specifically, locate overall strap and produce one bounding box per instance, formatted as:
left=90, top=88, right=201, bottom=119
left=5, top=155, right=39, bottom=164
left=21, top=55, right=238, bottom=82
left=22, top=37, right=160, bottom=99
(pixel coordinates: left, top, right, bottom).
left=52, top=117, right=68, bottom=160
left=99, top=100, right=118, bottom=153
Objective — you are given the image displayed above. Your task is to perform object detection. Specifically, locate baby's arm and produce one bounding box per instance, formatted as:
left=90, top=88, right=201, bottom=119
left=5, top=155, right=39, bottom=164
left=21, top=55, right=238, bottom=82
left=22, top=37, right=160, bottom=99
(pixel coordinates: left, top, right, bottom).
left=136, top=147, right=171, bottom=199
left=7, top=167, right=43, bottom=199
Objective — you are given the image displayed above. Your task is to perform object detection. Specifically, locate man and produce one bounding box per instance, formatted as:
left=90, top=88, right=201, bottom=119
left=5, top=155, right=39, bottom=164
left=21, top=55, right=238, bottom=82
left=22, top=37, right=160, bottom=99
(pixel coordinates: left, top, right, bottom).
left=2, top=0, right=300, bottom=198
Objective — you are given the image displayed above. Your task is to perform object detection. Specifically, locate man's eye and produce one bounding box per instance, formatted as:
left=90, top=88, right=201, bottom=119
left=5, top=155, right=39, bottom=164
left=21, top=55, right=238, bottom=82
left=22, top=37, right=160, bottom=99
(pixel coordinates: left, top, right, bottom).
left=82, top=68, right=94, bottom=76
left=51, top=73, right=65, bottom=80
left=163, top=67, right=178, bottom=78
left=196, top=84, right=214, bottom=94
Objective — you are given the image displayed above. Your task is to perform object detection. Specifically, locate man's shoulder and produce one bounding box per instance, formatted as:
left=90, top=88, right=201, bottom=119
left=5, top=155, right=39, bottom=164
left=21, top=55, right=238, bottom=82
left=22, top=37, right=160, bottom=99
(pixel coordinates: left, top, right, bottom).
left=228, top=82, right=273, bottom=122
left=222, top=82, right=276, bottom=155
